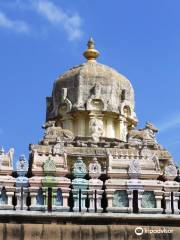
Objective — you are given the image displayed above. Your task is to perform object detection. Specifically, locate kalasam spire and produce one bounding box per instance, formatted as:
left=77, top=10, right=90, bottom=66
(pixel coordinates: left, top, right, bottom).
left=83, top=37, right=100, bottom=61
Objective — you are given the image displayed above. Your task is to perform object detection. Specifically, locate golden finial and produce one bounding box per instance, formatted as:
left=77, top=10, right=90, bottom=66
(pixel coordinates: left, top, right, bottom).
left=83, top=37, right=100, bottom=61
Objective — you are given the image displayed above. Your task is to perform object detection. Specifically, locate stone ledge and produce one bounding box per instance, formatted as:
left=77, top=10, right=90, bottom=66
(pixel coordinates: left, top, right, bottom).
left=0, top=210, right=180, bottom=225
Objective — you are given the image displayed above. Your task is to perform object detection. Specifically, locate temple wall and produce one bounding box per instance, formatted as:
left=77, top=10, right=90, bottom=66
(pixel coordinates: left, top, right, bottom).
left=0, top=223, right=179, bottom=240
left=0, top=212, right=179, bottom=239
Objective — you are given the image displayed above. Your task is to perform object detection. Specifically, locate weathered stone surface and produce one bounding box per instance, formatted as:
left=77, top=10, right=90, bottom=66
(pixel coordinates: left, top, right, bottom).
left=0, top=223, right=178, bottom=240
left=6, top=224, right=22, bottom=240
left=24, top=224, right=43, bottom=240
left=48, top=60, right=136, bottom=119
left=0, top=224, right=3, bottom=240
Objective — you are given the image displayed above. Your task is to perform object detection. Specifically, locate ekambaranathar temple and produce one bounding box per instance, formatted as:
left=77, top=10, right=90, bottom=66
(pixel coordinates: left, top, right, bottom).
left=0, top=39, right=180, bottom=239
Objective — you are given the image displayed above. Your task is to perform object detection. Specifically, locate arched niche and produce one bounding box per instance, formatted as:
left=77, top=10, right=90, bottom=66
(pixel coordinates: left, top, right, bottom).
left=58, top=98, right=72, bottom=116
left=123, top=105, right=131, bottom=117
left=87, top=99, right=104, bottom=111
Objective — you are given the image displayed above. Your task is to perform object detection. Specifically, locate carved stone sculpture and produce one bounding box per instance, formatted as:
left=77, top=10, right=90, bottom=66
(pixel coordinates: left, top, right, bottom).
left=43, top=157, right=56, bottom=176
left=89, top=117, right=104, bottom=142
left=16, top=155, right=29, bottom=188
left=164, top=164, right=177, bottom=177
left=128, top=159, right=141, bottom=179
left=152, top=154, right=160, bottom=171
left=128, top=122, right=158, bottom=144
left=0, top=148, right=14, bottom=172
left=89, top=157, right=101, bottom=179
left=42, top=120, right=74, bottom=144
left=16, top=155, right=28, bottom=176
left=106, top=150, right=113, bottom=171
left=53, top=137, right=64, bottom=155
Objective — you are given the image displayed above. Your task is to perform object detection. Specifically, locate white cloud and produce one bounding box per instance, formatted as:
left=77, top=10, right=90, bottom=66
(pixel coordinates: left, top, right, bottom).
left=33, top=0, right=83, bottom=41
left=157, top=113, right=180, bottom=132
left=0, top=11, right=29, bottom=33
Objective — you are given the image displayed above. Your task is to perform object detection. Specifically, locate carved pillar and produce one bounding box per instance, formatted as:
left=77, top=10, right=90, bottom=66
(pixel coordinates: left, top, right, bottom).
left=29, top=188, right=46, bottom=211
left=154, top=190, right=163, bottom=213
left=52, top=187, right=70, bottom=212
left=127, top=190, right=133, bottom=213
left=16, top=187, right=28, bottom=210
left=72, top=189, right=88, bottom=212
left=106, top=189, right=113, bottom=211
left=138, top=189, right=144, bottom=213
left=88, top=189, right=103, bottom=213
left=154, top=191, right=163, bottom=213
left=62, top=192, right=68, bottom=208
left=77, top=114, right=86, bottom=137
left=164, top=181, right=179, bottom=214
left=164, top=192, right=172, bottom=214
left=81, top=190, right=87, bottom=210
left=106, top=117, right=115, bottom=138
left=72, top=189, right=79, bottom=210
left=173, top=192, right=180, bottom=214
left=30, top=192, right=37, bottom=206
left=0, top=188, right=14, bottom=210
left=15, top=188, right=21, bottom=209
left=7, top=191, right=14, bottom=209
left=61, top=115, right=74, bottom=133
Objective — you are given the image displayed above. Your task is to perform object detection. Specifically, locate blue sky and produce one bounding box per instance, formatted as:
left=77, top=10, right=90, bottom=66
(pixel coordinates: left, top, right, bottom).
left=0, top=0, right=180, bottom=166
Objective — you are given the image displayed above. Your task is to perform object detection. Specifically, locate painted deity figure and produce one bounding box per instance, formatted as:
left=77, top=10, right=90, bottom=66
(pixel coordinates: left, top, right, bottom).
left=89, top=157, right=101, bottom=179
left=73, top=157, right=87, bottom=178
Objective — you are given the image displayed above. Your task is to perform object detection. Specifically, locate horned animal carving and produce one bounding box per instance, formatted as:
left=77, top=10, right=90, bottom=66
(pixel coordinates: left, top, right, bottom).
left=128, top=122, right=158, bottom=143
left=42, top=120, right=74, bottom=144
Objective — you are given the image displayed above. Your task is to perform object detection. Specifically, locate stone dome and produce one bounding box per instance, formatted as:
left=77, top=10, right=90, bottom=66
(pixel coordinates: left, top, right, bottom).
left=47, top=39, right=136, bottom=122
left=46, top=38, right=137, bottom=141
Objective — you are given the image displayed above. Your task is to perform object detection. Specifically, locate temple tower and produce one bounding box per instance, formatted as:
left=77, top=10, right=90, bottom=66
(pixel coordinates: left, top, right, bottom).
left=28, top=38, right=178, bottom=214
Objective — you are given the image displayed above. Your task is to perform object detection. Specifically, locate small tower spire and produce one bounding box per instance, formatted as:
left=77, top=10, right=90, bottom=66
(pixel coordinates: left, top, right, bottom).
left=83, top=37, right=100, bottom=61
